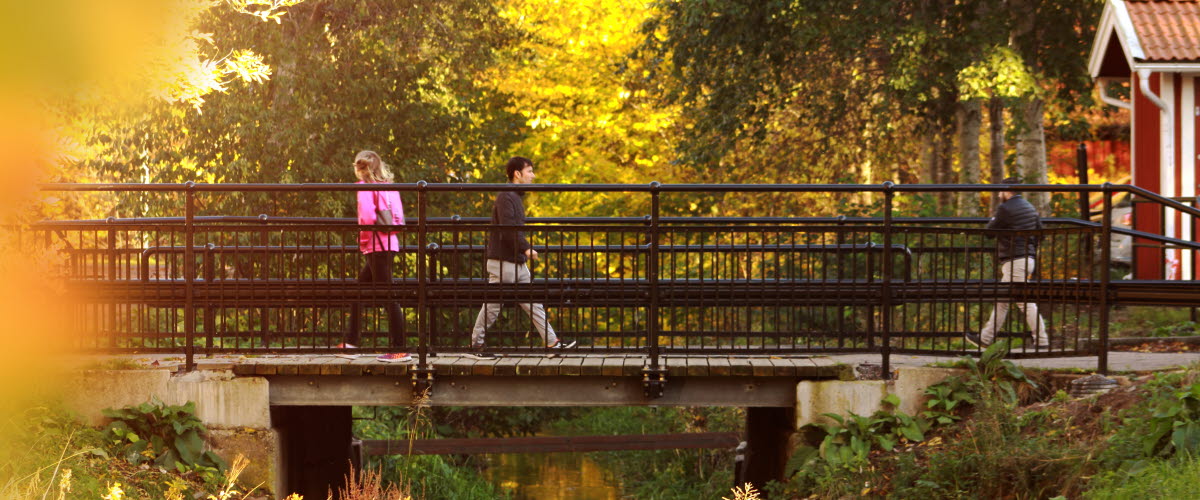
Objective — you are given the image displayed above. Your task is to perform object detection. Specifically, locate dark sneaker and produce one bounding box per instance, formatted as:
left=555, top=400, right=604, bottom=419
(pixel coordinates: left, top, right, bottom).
left=466, top=351, right=497, bottom=360
left=466, top=344, right=496, bottom=360
left=376, top=353, right=412, bottom=363
left=964, top=333, right=988, bottom=348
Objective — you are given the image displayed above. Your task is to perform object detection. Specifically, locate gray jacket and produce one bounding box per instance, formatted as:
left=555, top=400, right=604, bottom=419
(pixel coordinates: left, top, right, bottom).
left=987, top=195, right=1043, bottom=261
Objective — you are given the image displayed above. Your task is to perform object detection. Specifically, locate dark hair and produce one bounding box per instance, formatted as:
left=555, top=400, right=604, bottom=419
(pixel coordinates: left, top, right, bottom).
left=505, top=156, right=533, bottom=181
left=1000, top=176, right=1022, bottom=185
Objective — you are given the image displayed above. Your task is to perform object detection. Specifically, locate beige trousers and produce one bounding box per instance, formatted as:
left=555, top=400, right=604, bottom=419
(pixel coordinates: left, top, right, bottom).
left=980, top=256, right=1049, bottom=345
left=471, top=259, right=558, bottom=347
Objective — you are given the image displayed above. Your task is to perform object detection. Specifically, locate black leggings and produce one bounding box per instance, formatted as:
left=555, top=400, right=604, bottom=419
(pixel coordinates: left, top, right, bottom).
left=348, top=251, right=402, bottom=347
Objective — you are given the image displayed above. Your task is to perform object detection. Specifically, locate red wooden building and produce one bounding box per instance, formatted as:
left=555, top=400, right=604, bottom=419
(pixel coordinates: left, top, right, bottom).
left=1089, top=0, right=1200, bottom=279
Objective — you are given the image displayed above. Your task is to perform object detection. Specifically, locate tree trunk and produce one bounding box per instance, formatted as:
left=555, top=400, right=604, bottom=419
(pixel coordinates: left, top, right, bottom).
left=957, top=100, right=983, bottom=216
left=989, top=98, right=1006, bottom=210
left=922, top=128, right=954, bottom=211
left=1014, top=97, right=1049, bottom=212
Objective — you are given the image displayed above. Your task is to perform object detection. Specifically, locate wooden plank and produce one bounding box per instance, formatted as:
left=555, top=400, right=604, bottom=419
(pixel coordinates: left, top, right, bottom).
left=298, top=362, right=322, bottom=376
left=470, top=356, right=497, bottom=376
left=708, top=357, right=731, bottom=377
left=622, top=357, right=642, bottom=377
left=600, top=357, right=623, bottom=377
left=665, top=357, right=687, bottom=377
left=516, top=356, right=542, bottom=376
left=748, top=358, right=773, bottom=377
left=383, top=363, right=411, bottom=376
left=729, top=358, right=753, bottom=377
left=339, top=363, right=364, bottom=376
left=687, top=357, right=709, bottom=377
left=768, top=357, right=796, bottom=377
left=433, top=359, right=454, bottom=377
left=559, top=356, right=584, bottom=376
left=452, top=357, right=474, bottom=376
left=580, top=356, right=605, bottom=376
left=319, top=362, right=341, bottom=376
left=536, top=357, right=560, bottom=376
left=362, top=432, right=742, bottom=456
left=278, top=364, right=299, bottom=376
left=493, top=356, right=520, bottom=376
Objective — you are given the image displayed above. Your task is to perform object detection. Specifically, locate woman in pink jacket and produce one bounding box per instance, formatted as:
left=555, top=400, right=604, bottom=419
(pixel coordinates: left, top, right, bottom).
left=347, top=150, right=410, bottom=363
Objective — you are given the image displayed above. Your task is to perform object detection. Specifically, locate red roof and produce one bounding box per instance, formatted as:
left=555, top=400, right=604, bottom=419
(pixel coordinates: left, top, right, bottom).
left=1126, top=0, right=1200, bottom=61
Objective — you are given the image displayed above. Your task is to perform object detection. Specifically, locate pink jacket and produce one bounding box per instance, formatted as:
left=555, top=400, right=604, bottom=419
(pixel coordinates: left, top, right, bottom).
left=357, top=182, right=405, bottom=253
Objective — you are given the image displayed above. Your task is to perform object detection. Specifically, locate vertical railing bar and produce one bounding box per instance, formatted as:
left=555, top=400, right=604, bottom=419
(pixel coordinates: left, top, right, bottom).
left=1099, top=184, right=1112, bottom=374
left=881, top=183, right=894, bottom=379
left=416, top=181, right=429, bottom=369
left=647, top=183, right=661, bottom=371
left=183, top=183, right=196, bottom=371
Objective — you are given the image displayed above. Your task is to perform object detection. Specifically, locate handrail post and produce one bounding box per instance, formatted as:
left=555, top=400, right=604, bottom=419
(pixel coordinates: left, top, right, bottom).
left=1099, top=184, right=1112, bottom=374
left=106, top=218, right=117, bottom=348
left=183, top=182, right=196, bottom=372
left=644, top=182, right=666, bottom=398
left=413, top=181, right=433, bottom=396
left=881, top=183, right=894, bottom=380
left=1077, top=143, right=1090, bottom=220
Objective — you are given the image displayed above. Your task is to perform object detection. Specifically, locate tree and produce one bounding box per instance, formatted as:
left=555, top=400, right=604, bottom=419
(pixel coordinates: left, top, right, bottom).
left=68, top=0, right=525, bottom=219
left=637, top=0, right=1102, bottom=215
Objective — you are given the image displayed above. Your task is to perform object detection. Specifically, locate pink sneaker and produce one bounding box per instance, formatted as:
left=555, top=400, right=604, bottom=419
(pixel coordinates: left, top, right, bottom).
left=376, top=353, right=412, bottom=363
left=335, top=343, right=359, bottom=359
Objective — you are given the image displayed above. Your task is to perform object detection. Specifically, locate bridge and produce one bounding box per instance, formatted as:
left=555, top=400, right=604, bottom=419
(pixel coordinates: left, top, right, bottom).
left=36, top=182, right=1200, bottom=497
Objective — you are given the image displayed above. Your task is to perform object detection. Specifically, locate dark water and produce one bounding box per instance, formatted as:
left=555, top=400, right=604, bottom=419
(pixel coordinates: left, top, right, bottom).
left=483, top=452, right=619, bottom=500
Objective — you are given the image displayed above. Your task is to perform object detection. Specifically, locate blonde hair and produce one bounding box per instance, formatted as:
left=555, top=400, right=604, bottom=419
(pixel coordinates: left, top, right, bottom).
left=353, top=150, right=394, bottom=183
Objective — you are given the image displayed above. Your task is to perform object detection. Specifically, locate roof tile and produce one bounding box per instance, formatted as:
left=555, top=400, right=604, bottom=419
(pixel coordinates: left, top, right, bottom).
left=1127, top=0, right=1200, bottom=61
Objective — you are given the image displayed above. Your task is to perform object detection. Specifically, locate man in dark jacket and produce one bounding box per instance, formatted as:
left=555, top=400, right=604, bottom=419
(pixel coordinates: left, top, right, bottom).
left=967, top=177, right=1050, bottom=350
left=468, top=157, right=575, bottom=359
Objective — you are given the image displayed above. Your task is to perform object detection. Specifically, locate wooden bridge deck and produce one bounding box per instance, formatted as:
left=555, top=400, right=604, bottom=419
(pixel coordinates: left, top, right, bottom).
left=166, top=353, right=849, bottom=379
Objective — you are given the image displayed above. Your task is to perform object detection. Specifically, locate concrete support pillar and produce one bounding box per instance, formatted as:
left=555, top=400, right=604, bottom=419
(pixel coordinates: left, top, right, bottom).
left=743, top=407, right=795, bottom=497
left=273, top=406, right=356, bottom=500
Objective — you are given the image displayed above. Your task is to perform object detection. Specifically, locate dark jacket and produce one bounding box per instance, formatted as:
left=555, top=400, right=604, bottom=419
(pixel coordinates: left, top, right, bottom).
left=485, top=190, right=533, bottom=263
left=987, top=194, right=1043, bottom=261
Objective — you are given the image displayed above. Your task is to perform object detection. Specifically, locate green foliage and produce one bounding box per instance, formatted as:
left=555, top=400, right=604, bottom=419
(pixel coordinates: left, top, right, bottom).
left=1101, top=374, right=1200, bottom=471
left=352, top=406, right=508, bottom=499
left=776, top=341, right=1043, bottom=497
left=101, top=398, right=226, bottom=482
left=1085, top=455, right=1200, bottom=500
left=920, top=341, right=1038, bottom=428
left=1, top=404, right=238, bottom=499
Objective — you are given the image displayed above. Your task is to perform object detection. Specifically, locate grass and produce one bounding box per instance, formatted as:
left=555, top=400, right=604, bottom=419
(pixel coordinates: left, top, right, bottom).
left=1109, top=306, right=1199, bottom=338
left=1085, top=456, right=1200, bottom=500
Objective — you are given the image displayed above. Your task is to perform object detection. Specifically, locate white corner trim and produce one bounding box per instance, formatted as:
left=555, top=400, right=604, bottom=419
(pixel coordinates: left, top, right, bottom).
left=1090, top=0, right=1146, bottom=78
left=1112, top=0, right=1145, bottom=61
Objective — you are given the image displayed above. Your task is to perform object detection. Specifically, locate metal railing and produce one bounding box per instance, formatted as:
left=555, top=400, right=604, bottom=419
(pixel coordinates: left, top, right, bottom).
left=25, top=182, right=1200, bottom=378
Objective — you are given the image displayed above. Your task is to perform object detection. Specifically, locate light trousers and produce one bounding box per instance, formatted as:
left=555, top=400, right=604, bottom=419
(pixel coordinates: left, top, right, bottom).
left=471, top=259, right=558, bottom=347
left=980, top=256, right=1049, bottom=345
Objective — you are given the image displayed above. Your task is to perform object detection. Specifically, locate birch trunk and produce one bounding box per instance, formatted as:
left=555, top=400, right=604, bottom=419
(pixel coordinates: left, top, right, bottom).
left=1014, top=97, right=1049, bottom=212
left=989, top=98, right=1006, bottom=210
left=957, top=100, right=983, bottom=216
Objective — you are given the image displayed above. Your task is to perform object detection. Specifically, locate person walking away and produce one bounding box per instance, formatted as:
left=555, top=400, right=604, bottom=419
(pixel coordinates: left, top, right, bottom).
left=967, top=177, right=1050, bottom=351
left=468, top=157, right=575, bottom=359
left=348, top=150, right=410, bottom=363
